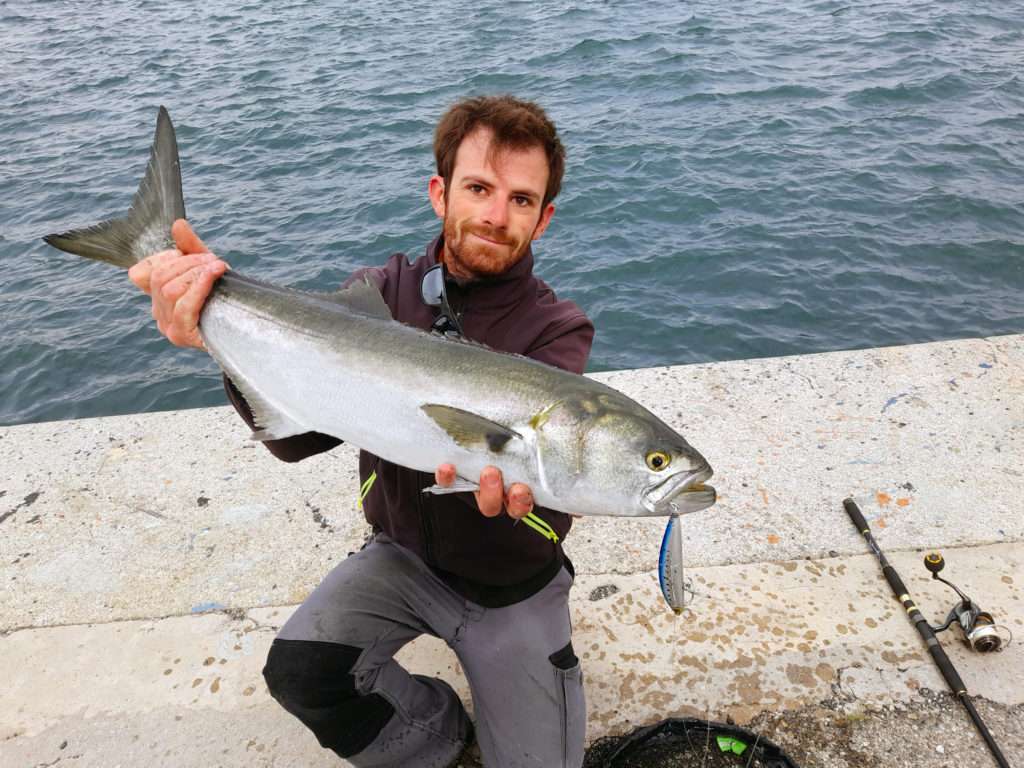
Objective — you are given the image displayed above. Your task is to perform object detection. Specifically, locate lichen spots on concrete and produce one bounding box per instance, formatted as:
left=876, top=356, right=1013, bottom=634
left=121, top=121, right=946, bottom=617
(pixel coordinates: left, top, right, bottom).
left=815, top=663, right=835, bottom=682
left=785, top=664, right=817, bottom=688
left=731, top=671, right=766, bottom=705
left=619, top=651, right=655, bottom=664
left=676, top=655, right=709, bottom=673
left=711, top=655, right=753, bottom=671
left=881, top=649, right=922, bottom=665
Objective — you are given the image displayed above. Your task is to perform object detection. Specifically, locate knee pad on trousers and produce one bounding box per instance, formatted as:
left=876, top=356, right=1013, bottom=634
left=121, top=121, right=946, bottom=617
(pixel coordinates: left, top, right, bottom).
left=263, top=638, right=395, bottom=757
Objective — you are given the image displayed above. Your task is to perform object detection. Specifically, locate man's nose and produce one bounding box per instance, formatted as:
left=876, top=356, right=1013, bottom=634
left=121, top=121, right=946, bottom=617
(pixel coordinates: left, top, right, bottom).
left=482, top=195, right=509, bottom=228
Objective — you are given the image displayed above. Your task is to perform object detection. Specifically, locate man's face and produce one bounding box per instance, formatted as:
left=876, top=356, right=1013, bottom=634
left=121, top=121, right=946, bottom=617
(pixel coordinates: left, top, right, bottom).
left=428, top=128, right=555, bottom=279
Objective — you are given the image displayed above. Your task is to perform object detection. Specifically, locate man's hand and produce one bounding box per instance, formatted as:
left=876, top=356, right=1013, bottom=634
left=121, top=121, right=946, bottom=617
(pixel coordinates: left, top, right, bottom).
left=434, top=463, right=534, bottom=519
left=128, top=219, right=228, bottom=349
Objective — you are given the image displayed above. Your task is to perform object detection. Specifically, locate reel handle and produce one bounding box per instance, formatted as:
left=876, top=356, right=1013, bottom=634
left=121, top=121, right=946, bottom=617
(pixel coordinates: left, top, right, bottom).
left=924, top=552, right=945, bottom=575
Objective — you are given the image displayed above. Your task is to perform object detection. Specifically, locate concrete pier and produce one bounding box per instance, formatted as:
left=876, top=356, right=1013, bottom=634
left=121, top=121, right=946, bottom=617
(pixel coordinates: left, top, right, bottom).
left=2, top=334, right=1022, bottom=766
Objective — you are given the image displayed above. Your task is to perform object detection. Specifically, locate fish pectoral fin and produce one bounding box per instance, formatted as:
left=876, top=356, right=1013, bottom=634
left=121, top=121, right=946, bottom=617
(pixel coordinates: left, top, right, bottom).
left=422, top=479, right=481, bottom=495
left=421, top=404, right=521, bottom=452
left=327, top=276, right=392, bottom=319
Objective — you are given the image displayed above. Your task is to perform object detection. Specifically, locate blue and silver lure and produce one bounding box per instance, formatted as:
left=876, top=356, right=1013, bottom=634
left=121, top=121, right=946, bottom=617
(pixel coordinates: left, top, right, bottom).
left=658, top=512, right=687, bottom=613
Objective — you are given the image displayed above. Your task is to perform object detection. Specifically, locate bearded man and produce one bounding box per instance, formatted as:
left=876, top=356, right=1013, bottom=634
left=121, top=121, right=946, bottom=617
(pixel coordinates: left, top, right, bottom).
left=130, top=95, right=594, bottom=768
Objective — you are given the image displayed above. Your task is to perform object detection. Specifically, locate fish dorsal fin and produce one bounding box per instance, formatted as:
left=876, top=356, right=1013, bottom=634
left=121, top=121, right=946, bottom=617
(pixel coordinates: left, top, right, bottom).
left=421, top=404, right=521, bottom=453
left=327, top=276, right=392, bottom=318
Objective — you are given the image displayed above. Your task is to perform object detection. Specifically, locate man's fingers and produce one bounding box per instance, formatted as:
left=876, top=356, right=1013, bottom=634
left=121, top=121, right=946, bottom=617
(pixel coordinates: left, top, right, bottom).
left=169, top=263, right=224, bottom=348
left=172, top=219, right=209, bottom=255
left=158, top=255, right=220, bottom=301
left=129, top=249, right=180, bottom=294
left=506, top=482, right=534, bottom=520
left=474, top=466, right=505, bottom=518
left=151, top=252, right=215, bottom=295
left=128, top=260, right=153, bottom=294
left=435, top=463, right=457, bottom=487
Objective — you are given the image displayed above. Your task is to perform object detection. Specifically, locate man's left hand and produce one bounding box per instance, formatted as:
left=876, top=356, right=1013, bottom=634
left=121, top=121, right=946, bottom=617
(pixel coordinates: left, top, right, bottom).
left=434, top=463, right=534, bottom=519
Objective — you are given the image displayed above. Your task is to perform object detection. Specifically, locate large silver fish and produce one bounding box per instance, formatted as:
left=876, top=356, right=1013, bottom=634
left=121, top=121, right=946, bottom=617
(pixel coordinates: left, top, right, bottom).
left=44, top=107, right=717, bottom=518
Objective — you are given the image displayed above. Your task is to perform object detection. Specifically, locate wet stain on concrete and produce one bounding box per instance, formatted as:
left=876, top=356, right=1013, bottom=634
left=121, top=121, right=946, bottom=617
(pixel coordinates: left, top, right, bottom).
left=0, top=490, right=42, bottom=524
left=191, top=602, right=227, bottom=614
left=589, top=584, right=620, bottom=601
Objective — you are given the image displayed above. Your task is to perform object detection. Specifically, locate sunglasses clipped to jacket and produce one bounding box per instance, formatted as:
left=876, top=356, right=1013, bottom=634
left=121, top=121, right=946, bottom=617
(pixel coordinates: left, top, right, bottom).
left=420, top=262, right=465, bottom=338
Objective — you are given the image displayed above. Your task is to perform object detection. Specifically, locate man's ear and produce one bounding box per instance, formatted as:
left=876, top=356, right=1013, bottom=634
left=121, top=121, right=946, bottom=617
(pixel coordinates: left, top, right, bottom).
left=531, top=203, right=556, bottom=241
left=428, top=175, right=446, bottom=219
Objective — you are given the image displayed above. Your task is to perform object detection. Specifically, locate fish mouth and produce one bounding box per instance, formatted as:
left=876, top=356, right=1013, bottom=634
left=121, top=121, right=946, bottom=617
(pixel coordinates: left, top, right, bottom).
left=643, top=464, right=717, bottom=516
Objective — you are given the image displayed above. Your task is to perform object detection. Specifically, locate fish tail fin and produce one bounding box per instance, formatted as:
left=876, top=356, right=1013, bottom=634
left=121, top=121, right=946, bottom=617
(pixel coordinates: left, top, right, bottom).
left=43, top=106, right=186, bottom=269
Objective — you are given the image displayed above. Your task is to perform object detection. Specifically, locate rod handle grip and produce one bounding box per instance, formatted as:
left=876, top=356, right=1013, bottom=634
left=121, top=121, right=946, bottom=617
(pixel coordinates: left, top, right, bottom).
left=843, top=497, right=870, bottom=534
left=926, top=642, right=967, bottom=694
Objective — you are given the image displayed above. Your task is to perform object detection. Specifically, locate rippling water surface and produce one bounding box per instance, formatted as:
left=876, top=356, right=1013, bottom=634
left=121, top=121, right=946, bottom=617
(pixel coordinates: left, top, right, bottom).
left=2, top=0, right=1022, bottom=425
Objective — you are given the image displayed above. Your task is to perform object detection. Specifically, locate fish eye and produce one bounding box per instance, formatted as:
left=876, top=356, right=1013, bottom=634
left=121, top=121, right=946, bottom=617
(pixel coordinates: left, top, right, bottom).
left=646, top=451, right=671, bottom=471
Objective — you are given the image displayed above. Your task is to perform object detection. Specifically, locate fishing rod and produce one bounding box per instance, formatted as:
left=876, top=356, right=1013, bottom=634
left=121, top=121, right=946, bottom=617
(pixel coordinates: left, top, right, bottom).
left=842, top=498, right=1011, bottom=768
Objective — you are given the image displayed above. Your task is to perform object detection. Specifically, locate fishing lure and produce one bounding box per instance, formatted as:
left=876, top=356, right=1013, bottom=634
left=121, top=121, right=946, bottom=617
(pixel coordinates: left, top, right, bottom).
left=658, top=512, right=687, bottom=613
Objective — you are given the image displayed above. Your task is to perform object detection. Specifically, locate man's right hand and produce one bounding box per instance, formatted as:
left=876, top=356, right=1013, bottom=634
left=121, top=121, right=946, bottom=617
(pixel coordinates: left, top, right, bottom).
left=128, top=219, right=228, bottom=349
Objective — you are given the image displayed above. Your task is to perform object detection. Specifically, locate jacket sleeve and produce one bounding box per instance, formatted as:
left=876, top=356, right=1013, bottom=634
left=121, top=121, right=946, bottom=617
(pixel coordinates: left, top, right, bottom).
left=223, top=376, right=341, bottom=463
left=526, top=314, right=595, bottom=375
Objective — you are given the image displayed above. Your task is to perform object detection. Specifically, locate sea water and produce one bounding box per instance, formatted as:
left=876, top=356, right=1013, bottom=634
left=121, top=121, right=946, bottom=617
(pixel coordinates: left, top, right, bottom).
left=1, top=0, right=1022, bottom=425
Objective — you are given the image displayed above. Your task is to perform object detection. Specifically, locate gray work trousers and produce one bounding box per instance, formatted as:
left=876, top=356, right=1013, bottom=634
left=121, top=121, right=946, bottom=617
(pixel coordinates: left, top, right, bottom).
left=271, top=533, right=586, bottom=768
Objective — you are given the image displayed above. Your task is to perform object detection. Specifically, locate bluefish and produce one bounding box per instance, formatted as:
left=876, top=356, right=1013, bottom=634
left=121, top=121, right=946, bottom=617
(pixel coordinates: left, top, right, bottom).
left=45, top=107, right=717, bottom=519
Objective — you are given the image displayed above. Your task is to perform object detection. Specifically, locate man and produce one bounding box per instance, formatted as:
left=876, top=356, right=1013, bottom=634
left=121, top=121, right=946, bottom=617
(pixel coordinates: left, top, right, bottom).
left=129, top=96, right=594, bottom=767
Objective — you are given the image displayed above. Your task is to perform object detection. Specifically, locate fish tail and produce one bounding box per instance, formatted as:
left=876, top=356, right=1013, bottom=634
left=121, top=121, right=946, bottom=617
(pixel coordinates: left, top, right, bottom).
left=43, top=106, right=186, bottom=269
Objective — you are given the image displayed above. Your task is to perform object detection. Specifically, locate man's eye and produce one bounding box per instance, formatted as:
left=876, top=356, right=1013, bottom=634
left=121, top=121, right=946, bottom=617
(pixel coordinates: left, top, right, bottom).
left=468, top=184, right=485, bottom=194
left=513, top=196, right=531, bottom=207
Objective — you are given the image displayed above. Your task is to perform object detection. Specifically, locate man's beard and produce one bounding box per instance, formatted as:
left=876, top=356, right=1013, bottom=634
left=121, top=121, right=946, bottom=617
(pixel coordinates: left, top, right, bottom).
left=441, top=215, right=531, bottom=278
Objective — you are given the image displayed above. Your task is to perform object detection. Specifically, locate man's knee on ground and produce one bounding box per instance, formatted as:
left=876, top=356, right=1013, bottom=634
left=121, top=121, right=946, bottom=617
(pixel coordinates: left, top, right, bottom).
left=262, top=638, right=395, bottom=757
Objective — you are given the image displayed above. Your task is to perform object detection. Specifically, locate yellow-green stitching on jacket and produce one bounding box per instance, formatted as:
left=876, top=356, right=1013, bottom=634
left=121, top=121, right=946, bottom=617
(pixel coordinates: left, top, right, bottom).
left=358, top=471, right=377, bottom=509
left=522, top=511, right=559, bottom=543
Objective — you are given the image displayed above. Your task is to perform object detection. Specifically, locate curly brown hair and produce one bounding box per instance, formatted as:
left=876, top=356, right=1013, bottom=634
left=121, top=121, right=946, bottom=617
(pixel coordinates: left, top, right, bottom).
left=434, top=95, right=565, bottom=208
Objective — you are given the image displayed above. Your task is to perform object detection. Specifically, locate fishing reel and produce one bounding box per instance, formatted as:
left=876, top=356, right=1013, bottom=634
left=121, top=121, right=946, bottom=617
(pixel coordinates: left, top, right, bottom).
left=923, top=552, right=1010, bottom=653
